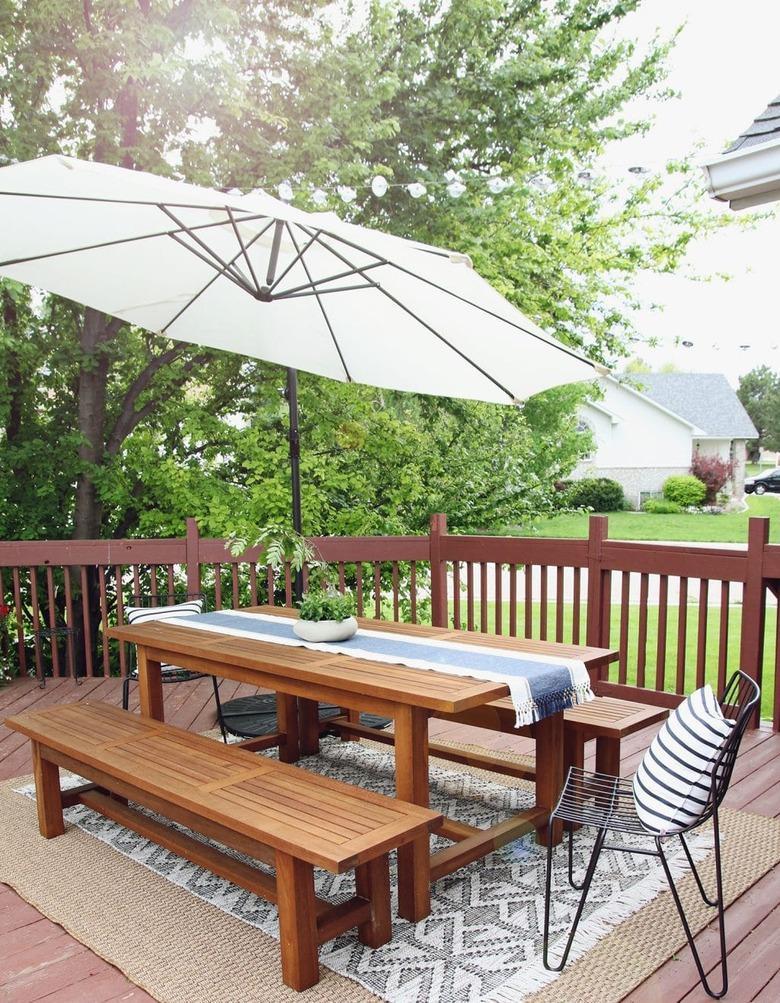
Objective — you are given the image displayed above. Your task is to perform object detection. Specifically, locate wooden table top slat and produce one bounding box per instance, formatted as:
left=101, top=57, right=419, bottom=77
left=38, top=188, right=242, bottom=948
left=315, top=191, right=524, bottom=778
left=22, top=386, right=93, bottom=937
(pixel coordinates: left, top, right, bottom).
left=5, top=702, right=440, bottom=871
left=108, top=605, right=617, bottom=715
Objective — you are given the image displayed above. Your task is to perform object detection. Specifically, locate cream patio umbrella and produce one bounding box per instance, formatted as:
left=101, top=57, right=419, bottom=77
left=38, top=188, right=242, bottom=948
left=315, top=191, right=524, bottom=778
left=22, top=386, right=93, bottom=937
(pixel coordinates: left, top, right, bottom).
left=0, top=155, right=602, bottom=535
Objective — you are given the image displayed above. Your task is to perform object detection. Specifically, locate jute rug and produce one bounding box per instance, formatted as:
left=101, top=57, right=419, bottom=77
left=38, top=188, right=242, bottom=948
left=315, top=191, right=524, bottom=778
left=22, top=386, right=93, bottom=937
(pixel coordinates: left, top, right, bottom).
left=2, top=739, right=779, bottom=1003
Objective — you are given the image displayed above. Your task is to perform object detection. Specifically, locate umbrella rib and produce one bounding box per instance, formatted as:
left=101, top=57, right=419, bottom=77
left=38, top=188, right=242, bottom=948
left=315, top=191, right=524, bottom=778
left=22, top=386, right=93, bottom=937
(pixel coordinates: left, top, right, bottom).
left=304, top=229, right=518, bottom=403
left=268, top=228, right=322, bottom=292
left=158, top=205, right=254, bottom=291
left=166, top=231, right=253, bottom=295
left=0, top=189, right=254, bottom=213
left=161, top=219, right=276, bottom=333
left=285, top=223, right=352, bottom=381
left=314, top=226, right=596, bottom=370
left=226, top=206, right=262, bottom=295
left=275, top=283, right=376, bottom=299
left=273, top=260, right=384, bottom=298
left=0, top=211, right=271, bottom=270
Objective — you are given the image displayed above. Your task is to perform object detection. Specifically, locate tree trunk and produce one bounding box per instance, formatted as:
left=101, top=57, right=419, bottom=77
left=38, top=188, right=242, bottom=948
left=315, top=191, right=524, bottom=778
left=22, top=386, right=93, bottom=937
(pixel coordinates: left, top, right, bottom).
left=73, top=307, right=111, bottom=539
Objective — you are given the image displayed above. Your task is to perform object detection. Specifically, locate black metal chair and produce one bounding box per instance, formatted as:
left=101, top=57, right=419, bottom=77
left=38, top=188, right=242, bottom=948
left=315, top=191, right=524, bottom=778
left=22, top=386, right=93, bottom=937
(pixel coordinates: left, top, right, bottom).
left=542, top=670, right=760, bottom=999
left=120, top=593, right=228, bottom=743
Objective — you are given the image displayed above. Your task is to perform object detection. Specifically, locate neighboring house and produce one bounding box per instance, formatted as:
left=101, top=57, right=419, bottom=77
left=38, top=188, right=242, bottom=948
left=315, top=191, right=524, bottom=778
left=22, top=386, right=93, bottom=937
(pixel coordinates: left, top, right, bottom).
left=574, top=373, right=758, bottom=509
left=703, top=93, right=780, bottom=210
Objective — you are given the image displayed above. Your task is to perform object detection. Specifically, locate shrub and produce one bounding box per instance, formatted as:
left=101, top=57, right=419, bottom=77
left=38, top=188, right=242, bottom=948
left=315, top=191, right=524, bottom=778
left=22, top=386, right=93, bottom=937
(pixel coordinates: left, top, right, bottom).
left=691, top=451, right=734, bottom=504
left=566, top=477, right=625, bottom=512
left=642, top=499, right=682, bottom=514
left=663, top=474, right=706, bottom=507
left=299, top=590, right=355, bottom=622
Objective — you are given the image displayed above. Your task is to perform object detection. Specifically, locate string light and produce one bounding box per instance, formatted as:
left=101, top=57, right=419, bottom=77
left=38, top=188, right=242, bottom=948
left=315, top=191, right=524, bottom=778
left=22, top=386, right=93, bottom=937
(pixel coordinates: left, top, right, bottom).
left=277, top=180, right=293, bottom=202
left=371, top=175, right=388, bottom=197
left=337, top=185, right=357, bottom=204
left=311, top=187, right=328, bottom=207
left=407, top=181, right=427, bottom=199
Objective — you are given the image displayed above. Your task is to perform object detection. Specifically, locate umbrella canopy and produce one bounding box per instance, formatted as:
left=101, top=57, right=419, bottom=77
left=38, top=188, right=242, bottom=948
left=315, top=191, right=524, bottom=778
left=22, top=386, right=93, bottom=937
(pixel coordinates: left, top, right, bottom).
left=0, top=155, right=601, bottom=405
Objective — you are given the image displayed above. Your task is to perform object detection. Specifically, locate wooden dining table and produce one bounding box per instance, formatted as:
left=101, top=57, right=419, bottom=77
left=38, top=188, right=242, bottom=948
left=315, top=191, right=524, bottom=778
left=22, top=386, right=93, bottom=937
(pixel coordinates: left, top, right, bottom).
left=109, top=606, right=616, bottom=922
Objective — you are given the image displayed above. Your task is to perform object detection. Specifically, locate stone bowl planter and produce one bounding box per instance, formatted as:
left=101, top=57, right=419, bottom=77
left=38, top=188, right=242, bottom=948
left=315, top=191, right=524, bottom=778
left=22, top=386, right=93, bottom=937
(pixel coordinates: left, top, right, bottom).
left=293, top=616, right=358, bottom=643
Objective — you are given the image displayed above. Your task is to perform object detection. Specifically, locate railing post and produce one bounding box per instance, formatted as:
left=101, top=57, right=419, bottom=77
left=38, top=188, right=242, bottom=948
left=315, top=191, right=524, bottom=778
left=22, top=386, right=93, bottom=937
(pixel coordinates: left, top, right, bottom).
left=740, top=516, right=769, bottom=728
left=185, top=518, right=202, bottom=596
left=429, top=513, right=448, bottom=628
left=586, top=516, right=610, bottom=677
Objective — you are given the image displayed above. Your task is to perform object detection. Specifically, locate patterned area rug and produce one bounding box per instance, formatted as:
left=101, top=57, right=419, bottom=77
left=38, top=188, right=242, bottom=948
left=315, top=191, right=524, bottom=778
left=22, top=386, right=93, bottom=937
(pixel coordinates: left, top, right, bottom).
left=15, top=737, right=711, bottom=1003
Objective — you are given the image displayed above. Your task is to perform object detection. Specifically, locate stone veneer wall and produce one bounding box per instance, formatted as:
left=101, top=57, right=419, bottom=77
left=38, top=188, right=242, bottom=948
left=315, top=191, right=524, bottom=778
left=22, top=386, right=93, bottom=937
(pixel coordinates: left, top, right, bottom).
left=584, top=467, right=689, bottom=510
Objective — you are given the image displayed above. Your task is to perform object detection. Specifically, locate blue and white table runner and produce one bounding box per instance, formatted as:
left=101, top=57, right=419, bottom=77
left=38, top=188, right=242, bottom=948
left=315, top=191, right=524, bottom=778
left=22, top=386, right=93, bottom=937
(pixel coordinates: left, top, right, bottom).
left=164, top=610, right=594, bottom=727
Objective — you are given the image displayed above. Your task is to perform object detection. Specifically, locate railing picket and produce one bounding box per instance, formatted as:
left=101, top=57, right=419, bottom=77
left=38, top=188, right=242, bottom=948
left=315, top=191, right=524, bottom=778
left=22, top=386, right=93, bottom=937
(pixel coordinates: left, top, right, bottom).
left=356, top=562, right=364, bottom=617
left=231, top=563, right=240, bottom=608
left=466, top=562, right=475, bottom=631
left=266, top=565, right=275, bottom=606
left=338, top=562, right=346, bottom=594
left=44, top=565, right=61, bottom=677
left=392, top=563, right=400, bottom=621
left=63, top=568, right=76, bottom=679
left=150, top=567, right=159, bottom=600
left=494, top=563, right=502, bottom=635
left=167, top=564, right=175, bottom=595
left=676, top=577, right=688, bottom=693
left=636, top=573, right=649, bottom=688
left=28, top=568, right=44, bottom=681
left=214, top=563, right=223, bottom=609
left=249, top=562, right=258, bottom=605
left=373, top=562, right=381, bottom=619
left=572, top=566, right=581, bottom=645
left=479, top=563, right=488, bottom=633
left=80, top=566, right=94, bottom=677
left=718, top=580, right=730, bottom=696
left=114, top=566, right=127, bottom=677
left=774, top=601, right=780, bottom=732
left=11, top=567, right=27, bottom=676
left=539, top=566, right=548, bottom=641
left=132, top=564, right=141, bottom=597
left=655, top=574, right=669, bottom=692
left=98, top=567, right=110, bottom=676
left=284, top=562, right=292, bottom=606
left=524, top=563, right=533, bottom=638
left=410, top=561, right=417, bottom=623
left=453, top=561, right=461, bottom=630
left=696, top=579, right=709, bottom=688
left=555, top=566, right=564, bottom=643
left=618, top=572, right=630, bottom=684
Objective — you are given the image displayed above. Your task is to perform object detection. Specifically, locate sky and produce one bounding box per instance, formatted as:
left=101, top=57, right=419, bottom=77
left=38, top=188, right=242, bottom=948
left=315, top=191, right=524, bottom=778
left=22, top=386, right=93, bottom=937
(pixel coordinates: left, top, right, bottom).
left=603, top=0, right=780, bottom=384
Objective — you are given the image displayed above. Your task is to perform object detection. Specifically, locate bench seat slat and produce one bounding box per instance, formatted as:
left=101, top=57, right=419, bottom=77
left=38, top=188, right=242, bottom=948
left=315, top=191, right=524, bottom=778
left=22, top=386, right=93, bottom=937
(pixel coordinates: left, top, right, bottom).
left=6, top=701, right=439, bottom=873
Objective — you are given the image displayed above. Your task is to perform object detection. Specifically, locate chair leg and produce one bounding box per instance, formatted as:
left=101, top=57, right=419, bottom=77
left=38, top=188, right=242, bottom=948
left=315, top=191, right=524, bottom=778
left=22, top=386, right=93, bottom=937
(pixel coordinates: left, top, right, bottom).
left=122, top=676, right=131, bottom=711
left=543, top=826, right=606, bottom=972
left=655, top=822, right=728, bottom=999
left=679, top=832, right=718, bottom=907
left=567, top=826, right=586, bottom=891
left=211, top=676, right=229, bottom=743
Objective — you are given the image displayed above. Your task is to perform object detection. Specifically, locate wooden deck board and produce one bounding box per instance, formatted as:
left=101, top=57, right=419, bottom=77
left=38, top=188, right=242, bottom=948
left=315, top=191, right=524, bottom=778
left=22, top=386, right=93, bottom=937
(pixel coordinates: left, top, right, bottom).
left=1, top=675, right=779, bottom=1000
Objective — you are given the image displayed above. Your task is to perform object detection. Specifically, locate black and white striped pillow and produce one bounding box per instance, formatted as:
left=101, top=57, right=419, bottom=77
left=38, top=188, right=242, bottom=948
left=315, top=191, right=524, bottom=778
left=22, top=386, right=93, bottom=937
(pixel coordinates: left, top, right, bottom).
left=125, top=599, right=203, bottom=625
left=633, top=685, right=734, bottom=835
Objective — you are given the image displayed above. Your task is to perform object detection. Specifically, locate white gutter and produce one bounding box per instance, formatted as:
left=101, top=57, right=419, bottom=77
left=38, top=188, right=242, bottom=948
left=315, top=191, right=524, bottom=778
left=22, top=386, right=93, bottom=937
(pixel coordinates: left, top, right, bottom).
left=702, top=136, right=780, bottom=211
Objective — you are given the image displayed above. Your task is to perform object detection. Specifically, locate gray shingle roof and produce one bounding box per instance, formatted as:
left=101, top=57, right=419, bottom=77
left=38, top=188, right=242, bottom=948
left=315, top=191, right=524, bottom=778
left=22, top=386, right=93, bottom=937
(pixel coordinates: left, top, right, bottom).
left=725, top=94, right=780, bottom=152
left=634, top=373, right=758, bottom=439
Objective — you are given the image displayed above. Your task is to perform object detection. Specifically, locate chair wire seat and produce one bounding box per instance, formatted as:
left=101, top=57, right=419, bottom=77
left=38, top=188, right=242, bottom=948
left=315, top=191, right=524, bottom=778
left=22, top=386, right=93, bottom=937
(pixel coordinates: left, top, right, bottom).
left=542, top=670, right=761, bottom=1000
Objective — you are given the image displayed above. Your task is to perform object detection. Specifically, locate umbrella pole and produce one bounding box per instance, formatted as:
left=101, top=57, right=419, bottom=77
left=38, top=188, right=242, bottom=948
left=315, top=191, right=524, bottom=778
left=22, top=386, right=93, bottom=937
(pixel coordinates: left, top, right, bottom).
left=286, top=366, right=304, bottom=601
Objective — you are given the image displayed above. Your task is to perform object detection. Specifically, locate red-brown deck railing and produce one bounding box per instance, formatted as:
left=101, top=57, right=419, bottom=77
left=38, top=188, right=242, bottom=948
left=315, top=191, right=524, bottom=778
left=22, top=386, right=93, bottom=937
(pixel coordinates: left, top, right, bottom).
left=1, top=514, right=778, bottom=729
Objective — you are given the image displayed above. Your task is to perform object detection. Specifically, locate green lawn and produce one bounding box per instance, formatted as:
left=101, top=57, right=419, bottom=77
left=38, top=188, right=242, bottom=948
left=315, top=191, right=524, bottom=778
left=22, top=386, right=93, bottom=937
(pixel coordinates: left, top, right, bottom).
left=516, top=495, right=780, bottom=544
left=455, top=600, right=776, bottom=722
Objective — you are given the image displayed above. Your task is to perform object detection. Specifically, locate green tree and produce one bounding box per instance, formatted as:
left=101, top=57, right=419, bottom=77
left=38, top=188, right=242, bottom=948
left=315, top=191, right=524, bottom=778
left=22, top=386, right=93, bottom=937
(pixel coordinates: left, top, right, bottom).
left=0, top=0, right=724, bottom=546
left=738, top=365, right=780, bottom=460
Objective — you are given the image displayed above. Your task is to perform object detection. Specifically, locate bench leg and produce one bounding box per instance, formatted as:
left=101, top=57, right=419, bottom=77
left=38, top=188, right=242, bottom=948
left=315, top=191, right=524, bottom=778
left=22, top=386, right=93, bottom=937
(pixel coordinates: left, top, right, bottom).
left=31, top=742, right=64, bottom=839
left=535, top=711, right=564, bottom=847
left=340, top=707, right=360, bottom=742
left=563, top=728, right=585, bottom=832
left=276, top=851, right=319, bottom=991
left=596, top=736, right=621, bottom=778
left=355, top=855, right=392, bottom=948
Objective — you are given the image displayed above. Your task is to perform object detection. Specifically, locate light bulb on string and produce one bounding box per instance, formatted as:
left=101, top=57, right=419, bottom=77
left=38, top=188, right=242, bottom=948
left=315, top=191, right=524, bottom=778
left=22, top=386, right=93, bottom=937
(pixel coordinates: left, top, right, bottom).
left=487, top=176, right=510, bottom=194
left=338, top=185, right=357, bottom=204
left=311, top=188, right=328, bottom=207
left=371, top=175, right=388, bottom=197
left=681, top=340, right=694, bottom=348
left=407, top=181, right=427, bottom=199
left=446, top=178, right=466, bottom=198
left=277, top=180, right=293, bottom=202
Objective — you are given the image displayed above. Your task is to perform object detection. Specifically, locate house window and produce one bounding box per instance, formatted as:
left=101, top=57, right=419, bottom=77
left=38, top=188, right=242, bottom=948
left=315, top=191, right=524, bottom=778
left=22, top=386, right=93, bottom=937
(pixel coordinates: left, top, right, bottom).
left=576, top=419, right=595, bottom=461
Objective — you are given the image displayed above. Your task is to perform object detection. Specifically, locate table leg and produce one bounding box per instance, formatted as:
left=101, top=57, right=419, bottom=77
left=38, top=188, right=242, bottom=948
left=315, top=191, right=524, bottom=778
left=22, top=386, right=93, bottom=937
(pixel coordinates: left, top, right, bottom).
left=299, top=697, right=320, bottom=756
left=137, top=647, right=164, bottom=721
left=535, top=711, right=564, bottom=846
left=394, top=704, right=431, bottom=922
left=276, top=693, right=300, bottom=763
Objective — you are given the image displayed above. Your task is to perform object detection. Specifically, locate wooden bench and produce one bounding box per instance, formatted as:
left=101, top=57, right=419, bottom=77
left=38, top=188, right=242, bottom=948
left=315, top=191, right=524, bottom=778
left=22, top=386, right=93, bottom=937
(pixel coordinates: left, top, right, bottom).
left=405, top=695, right=669, bottom=782
left=5, top=702, right=441, bottom=992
